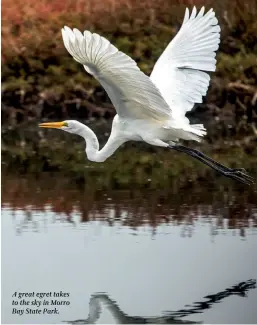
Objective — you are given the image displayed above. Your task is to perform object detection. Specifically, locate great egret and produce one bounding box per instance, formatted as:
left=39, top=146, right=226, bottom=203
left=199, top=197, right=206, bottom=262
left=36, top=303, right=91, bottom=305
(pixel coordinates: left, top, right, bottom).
left=39, top=7, right=254, bottom=185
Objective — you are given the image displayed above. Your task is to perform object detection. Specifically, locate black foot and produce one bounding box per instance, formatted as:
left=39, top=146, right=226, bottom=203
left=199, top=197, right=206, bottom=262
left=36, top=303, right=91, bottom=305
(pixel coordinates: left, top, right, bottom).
left=224, top=170, right=255, bottom=185
left=230, top=168, right=246, bottom=173
left=229, top=169, right=255, bottom=182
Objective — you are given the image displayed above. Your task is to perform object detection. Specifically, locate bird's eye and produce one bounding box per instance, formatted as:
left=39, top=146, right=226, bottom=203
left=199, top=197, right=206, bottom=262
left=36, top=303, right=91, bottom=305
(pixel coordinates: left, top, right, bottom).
left=63, top=122, right=68, bottom=127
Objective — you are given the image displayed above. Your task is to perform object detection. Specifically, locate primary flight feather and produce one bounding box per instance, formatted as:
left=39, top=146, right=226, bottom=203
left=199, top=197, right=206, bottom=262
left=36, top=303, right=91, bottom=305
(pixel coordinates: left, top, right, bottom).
left=39, top=6, right=254, bottom=185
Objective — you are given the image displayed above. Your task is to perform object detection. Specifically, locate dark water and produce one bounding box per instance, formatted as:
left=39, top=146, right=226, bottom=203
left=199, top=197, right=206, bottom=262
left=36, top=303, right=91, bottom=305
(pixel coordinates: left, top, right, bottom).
left=1, top=174, right=257, bottom=324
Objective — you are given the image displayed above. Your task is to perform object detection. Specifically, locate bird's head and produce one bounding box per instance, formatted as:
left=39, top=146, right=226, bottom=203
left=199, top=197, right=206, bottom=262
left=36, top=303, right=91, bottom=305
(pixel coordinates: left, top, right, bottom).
left=39, top=120, right=83, bottom=135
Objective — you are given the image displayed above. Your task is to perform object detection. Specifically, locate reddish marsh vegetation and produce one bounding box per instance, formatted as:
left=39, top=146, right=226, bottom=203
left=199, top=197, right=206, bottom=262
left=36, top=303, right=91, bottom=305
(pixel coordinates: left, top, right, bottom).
left=2, top=0, right=257, bottom=135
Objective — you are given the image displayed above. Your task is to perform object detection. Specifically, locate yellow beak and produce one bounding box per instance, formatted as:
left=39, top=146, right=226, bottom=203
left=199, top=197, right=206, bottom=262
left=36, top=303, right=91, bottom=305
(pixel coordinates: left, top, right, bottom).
left=39, top=122, right=65, bottom=129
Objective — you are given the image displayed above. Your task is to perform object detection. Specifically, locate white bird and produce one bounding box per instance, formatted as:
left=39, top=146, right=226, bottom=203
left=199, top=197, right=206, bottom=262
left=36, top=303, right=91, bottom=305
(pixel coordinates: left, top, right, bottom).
left=39, top=6, right=254, bottom=185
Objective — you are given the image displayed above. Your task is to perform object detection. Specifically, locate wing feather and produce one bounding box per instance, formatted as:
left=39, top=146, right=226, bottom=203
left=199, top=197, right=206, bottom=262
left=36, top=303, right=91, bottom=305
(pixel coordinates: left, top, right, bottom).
left=150, top=7, right=220, bottom=123
left=61, top=27, right=172, bottom=122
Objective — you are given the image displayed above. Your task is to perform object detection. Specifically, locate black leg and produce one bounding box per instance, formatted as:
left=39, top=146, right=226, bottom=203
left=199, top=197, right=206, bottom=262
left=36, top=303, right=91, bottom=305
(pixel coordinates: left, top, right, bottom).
left=175, top=145, right=254, bottom=182
left=168, top=145, right=255, bottom=185
left=177, top=145, right=251, bottom=178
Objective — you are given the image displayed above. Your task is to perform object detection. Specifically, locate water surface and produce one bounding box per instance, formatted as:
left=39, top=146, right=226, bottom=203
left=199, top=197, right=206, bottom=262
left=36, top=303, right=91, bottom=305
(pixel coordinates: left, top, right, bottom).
left=1, top=175, right=257, bottom=324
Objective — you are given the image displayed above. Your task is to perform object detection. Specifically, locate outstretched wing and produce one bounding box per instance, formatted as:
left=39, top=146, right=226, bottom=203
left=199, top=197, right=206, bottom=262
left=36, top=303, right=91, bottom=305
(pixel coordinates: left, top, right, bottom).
left=150, top=7, right=220, bottom=123
left=61, top=27, right=172, bottom=122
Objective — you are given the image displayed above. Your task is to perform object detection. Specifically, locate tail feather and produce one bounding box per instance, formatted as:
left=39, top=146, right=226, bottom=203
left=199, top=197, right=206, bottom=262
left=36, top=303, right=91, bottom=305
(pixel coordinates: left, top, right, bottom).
left=192, top=124, right=206, bottom=131
left=189, top=124, right=207, bottom=142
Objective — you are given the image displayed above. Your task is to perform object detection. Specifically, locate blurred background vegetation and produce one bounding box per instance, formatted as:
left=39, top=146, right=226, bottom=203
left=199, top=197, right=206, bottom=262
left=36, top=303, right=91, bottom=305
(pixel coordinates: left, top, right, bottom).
left=1, top=0, right=257, bottom=188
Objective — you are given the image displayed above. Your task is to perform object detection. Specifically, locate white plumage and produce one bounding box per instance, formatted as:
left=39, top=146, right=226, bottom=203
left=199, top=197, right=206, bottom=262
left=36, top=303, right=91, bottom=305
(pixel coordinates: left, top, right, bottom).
left=62, top=24, right=172, bottom=123
left=39, top=6, right=253, bottom=185
left=61, top=6, right=221, bottom=140
left=150, top=7, right=220, bottom=123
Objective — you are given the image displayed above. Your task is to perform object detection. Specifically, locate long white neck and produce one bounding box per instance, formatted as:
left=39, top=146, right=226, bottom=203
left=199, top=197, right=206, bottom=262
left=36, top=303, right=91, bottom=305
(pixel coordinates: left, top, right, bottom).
left=76, top=123, right=125, bottom=162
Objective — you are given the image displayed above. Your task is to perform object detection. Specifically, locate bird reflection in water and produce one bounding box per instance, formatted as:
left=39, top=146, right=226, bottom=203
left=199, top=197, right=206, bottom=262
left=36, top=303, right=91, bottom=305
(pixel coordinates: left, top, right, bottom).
left=63, top=279, right=256, bottom=324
